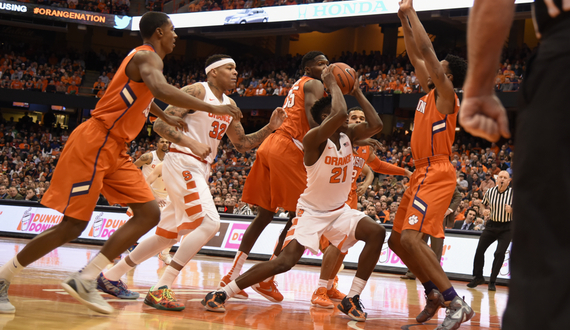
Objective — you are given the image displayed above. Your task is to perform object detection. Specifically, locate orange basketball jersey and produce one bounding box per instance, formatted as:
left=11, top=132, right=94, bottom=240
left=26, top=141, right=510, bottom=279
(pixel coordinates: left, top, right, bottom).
left=411, top=89, right=460, bottom=160
left=277, top=76, right=324, bottom=142
left=90, top=45, right=156, bottom=142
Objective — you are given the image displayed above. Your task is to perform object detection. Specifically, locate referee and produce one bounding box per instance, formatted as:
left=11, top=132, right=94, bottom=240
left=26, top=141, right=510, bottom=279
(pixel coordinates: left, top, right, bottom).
left=467, top=170, right=512, bottom=291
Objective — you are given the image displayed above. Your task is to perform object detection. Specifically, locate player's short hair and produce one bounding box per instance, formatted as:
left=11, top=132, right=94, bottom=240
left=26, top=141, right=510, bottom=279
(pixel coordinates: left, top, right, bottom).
left=205, top=54, right=232, bottom=68
left=139, top=12, right=170, bottom=40
left=310, top=96, right=332, bottom=125
left=348, top=106, right=363, bottom=117
left=444, top=54, right=467, bottom=89
left=301, top=51, right=325, bottom=71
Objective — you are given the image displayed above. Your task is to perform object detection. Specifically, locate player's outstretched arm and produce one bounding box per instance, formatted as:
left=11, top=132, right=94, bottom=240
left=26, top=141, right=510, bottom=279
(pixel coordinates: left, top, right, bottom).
left=133, top=152, right=153, bottom=167
left=134, top=52, right=242, bottom=120
left=303, top=65, right=347, bottom=166
left=346, top=77, right=383, bottom=143
left=400, top=0, right=455, bottom=114
left=149, top=102, right=188, bottom=132
left=398, top=6, right=430, bottom=93
left=226, top=100, right=287, bottom=153
left=459, top=0, right=514, bottom=142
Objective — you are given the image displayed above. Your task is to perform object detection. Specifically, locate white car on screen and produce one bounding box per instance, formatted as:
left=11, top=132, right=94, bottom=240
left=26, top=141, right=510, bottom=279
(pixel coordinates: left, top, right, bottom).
left=224, top=9, right=269, bottom=24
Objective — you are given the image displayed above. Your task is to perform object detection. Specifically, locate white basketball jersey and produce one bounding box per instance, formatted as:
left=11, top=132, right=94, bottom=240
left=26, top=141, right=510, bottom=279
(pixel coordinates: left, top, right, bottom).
left=171, top=82, right=233, bottom=164
left=299, top=133, right=353, bottom=211
left=141, top=150, right=167, bottom=199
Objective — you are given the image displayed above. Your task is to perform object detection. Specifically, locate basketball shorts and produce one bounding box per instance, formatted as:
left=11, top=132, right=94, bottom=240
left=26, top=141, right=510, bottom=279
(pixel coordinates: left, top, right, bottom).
left=242, top=132, right=306, bottom=212
left=392, top=155, right=455, bottom=239
left=284, top=202, right=365, bottom=255
left=155, top=152, right=219, bottom=241
left=345, top=189, right=358, bottom=210
left=41, top=119, right=154, bottom=221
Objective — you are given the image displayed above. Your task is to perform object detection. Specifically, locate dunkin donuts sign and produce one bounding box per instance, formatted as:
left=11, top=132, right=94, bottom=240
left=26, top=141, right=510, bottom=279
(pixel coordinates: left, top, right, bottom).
left=17, top=207, right=63, bottom=233
left=87, top=212, right=127, bottom=239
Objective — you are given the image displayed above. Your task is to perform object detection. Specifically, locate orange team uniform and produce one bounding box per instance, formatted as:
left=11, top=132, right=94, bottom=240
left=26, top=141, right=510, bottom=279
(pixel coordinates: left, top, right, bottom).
left=393, top=89, right=460, bottom=239
left=345, top=146, right=407, bottom=209
left=41, top=45, right=156, bottom=221
left=242, top=76, right=324, bottom=212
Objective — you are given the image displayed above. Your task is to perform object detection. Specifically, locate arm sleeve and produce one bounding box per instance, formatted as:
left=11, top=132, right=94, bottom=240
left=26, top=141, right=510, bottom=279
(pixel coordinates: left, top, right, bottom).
left=367, top=157, right=407, bottom=176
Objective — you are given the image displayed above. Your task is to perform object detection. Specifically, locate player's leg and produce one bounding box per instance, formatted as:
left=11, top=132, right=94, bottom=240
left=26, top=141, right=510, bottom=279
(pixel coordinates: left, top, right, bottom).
left=98, top=233, right=176, bottom=299
left=468, top=227, right=497, bottom=288
left=488, top=226, right=512, bottom=290
left=145, top=214, right=219, bottom=311
left=312, top=243, right=340, bottom=309
left=202, top=239, right=305, bottom=312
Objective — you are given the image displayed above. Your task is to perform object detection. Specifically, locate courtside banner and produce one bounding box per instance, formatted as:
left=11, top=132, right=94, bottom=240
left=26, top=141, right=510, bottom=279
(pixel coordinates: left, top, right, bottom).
left=131, top=0, right=533, bottom=30
left=0, top=0, right=132, bottom=29
left=0, top=204, right=510, bottom=279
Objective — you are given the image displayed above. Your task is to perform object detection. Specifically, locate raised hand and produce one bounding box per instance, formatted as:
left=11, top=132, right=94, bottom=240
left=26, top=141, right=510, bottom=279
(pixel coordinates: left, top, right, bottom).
left=354, top=138, right=382, bottom=151
left=458, top=94, right=511, bottom=142
left=321, top=64, right=338, bottom=91
left=349, top=73, right=361, bottom=96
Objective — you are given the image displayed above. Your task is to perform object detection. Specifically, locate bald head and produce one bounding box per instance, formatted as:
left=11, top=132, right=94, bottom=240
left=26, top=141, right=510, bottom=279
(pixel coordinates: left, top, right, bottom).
left=496, top=170, right=511, bottom=191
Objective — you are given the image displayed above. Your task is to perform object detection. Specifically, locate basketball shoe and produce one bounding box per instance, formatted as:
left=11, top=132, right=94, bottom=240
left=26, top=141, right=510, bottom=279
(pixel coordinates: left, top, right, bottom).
left=252, top=280, right=283, bottom=302
left=327, top=276, right=346, bottom=302
left=201, top=291, right=227, bottom=312
left=311, top=287, right=334, bottom=309
left=144, top=286, right=185, bottom=311
left=96, top=273, right=139, bottom=299
left=61, top=272, right=113, bottom=314
left=337, top=295, right=367, bottom=321
left=416, top=289, right=445, bottom=323
left=218, top=275, right=248, bottom=299
left=0, top=279, right=15, bottom=314
left=435, top=296, right=474, bottom=330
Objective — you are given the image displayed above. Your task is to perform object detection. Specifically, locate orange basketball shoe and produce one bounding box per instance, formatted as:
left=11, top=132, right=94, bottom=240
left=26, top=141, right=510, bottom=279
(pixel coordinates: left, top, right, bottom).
left=252, top=280, right=283, bottom=302
left=218, top=275, right=249, bottom=299
left=311, top=287, right=334, bottom=309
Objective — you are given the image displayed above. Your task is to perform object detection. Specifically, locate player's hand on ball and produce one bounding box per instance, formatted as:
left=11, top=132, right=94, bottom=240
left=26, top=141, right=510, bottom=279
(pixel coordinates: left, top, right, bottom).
left=269, top=107, right=287, bottom=131
left=321, top=64, right=338, bottom=90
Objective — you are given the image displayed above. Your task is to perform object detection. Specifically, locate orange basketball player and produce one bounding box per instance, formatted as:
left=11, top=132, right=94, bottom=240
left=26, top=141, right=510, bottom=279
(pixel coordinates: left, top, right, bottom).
left=219, top=51, right=328, bottom=301
left=387, top=1, right=472, bottom=329
left=311, top=104, right=412, bottom=308
left=0, top=12, right=241, bottom=315
left=202, top=65, right=386, bottom=322
left=90, top=54, right=286, bottom=311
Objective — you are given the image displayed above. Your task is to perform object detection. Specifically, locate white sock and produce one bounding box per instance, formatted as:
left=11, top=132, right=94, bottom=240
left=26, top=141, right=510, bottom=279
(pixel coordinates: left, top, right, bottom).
left=318, top=279, right=327, bottom=289
left=0, top=256, right=24, bottom=282
left=155, top=265, right=180, bottom=289
left=347, top=277, right=367, bottom=298
left=221, top=280, right=240, bottom=299
left=228, top=251, right=248, bottom=281
left=130, top=235, right=176, bottom=265
left=327, top=279, right=334, bottom=290
left=103, top=258, right=134, bottom=282
left=80, top=253, right=111, bottom=281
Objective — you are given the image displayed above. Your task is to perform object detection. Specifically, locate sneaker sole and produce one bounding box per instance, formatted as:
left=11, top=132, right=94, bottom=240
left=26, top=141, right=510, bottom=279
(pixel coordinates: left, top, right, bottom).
left=0, top=306, right=16, bottom=314
left=201, top=299, right=226, bottom=312
left=311, top=302, right=334, bottom=309
left=143, top=299, right=185, bottom=311
left=252, top=286, right=283, bottom=303
left=232, top=292, right=249, bottom=300
left=337, top=304, right=366, bottom=322
left=97, top=284, right=140, bottom=300
left=61, top=282, right=113, bottom=314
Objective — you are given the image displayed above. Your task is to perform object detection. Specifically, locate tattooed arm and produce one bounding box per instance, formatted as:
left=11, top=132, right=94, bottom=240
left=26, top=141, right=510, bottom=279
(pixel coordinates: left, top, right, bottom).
left=225, top=99, right=287, bottom=153
left=153, top=84, right=212, bottom=159
left=133, top=152, right=153, bottom=167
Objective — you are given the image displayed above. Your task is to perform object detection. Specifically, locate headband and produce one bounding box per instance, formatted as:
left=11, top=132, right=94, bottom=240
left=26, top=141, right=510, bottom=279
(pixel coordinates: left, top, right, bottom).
left=205, top=58, right=236, bottom=75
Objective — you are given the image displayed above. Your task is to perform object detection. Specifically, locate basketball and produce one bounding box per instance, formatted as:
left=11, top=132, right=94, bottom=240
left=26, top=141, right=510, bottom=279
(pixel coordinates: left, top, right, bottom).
left=331, top=62, right=357, bottom=94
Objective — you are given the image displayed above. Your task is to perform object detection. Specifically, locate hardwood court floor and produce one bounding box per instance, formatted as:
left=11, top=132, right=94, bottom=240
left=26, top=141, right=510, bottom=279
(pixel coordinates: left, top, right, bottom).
left=0, top=237, right=506, bottom=329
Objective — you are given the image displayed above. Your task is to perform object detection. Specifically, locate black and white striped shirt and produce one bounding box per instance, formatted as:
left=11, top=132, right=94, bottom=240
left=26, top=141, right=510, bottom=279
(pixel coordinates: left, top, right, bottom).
left=482, top=186, right=513, bottom=223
